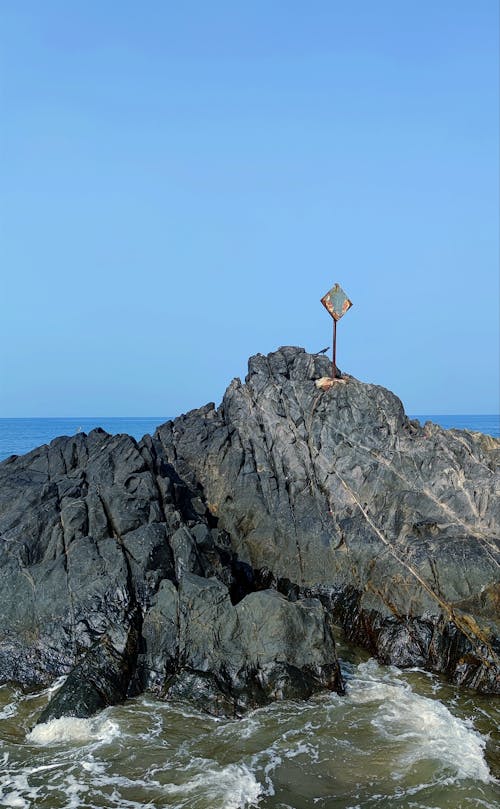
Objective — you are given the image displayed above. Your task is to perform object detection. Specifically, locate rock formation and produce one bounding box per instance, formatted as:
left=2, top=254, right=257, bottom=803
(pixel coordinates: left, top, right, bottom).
left=0, top=347, right=498, bottom=722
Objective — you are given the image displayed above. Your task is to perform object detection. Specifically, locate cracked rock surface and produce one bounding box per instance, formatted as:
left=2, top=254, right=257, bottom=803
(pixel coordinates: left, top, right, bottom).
left=152, top=347, right=500, bottom=693
left=0, top=347, right=498, bottom=721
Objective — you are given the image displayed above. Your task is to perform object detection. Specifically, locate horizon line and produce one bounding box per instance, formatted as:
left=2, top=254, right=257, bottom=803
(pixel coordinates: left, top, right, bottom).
left=0, top=413, right=498, bottom=420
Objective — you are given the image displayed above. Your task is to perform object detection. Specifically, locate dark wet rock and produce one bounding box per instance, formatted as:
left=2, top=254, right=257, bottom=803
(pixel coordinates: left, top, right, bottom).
left=159, top=573, right=342, bottom=716
left=0, top=347, right=499, bottom=724
left=131, top=571, right=343, bottom=715
left=38, top=611, right=140, bottom=723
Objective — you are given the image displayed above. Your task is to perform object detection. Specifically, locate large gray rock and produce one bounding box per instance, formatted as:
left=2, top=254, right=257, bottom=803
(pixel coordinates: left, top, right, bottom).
left=152, top=347, right=500, bottom=692
left=161, top=573, right=341, bottom=716
left=0, top=347, right=498, bottom=723
left=0, top=409, right=342, bottom=720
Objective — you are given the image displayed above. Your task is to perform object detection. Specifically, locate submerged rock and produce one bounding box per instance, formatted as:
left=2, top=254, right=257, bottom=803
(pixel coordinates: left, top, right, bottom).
left=0, top=347, right=498, bottom=723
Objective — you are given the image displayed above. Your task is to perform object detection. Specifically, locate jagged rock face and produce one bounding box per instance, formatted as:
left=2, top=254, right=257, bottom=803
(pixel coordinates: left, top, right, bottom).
left=0, top=347, right=498, bottom=721
left=0, top=398, right=343, bottom=720
left=152, top=347, right=500, bottom=693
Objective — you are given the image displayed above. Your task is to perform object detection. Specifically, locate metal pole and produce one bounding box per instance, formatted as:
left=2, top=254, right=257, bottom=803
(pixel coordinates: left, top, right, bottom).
left=332, top=318, right=337, bottom=379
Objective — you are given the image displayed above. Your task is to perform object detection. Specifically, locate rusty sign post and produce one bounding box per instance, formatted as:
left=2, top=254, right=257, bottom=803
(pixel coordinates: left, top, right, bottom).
left=320, top=283, right=353, bottom=379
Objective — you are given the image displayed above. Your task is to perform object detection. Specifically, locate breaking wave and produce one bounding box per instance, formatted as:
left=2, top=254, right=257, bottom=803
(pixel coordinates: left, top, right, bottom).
left=27, top=715, right=120, bottom=746
left=348, top=659, right=493, bottom=783
left=0, top=658, right=497, bottom=808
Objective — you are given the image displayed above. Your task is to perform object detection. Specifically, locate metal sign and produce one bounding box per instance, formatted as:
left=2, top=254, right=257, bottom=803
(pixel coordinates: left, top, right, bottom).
left=320, top=283, right=352, bottom=380
left=320, top=283, right=352, bottom=321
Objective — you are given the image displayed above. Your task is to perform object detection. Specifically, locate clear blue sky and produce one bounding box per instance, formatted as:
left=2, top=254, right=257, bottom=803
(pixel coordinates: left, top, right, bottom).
left=1, top=1, right=498, bottom=417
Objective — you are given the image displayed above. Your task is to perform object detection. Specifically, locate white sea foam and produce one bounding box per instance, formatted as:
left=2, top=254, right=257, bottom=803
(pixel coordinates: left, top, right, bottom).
left=348, top=659, right=492, bottom=783
left=22, top=675, right=67, bottom=702
left=47, top=675, right=68, bottom=695
left=0, top=702, right=17, bottom=720
left=0, top=773, right=41, bottom=808
left=81, top=756, right=107, bottom=777
left=162, top=763, right=262, bottom=808
left=238, top=716, right=260, bottom=740
left=26, top=715, right=120, bottom=746
left=59, top=774, right=89, bottom=809
left=0, top=793, right=28, bottom=808
left=284, top=740, right=319, bottom=762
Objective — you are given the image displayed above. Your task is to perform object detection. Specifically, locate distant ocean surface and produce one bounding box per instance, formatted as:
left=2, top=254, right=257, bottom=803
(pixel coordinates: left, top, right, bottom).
left=0, top=414, right=498, bottom=464
left=0, top=417, right=170, bottom=463
left=411, top=414, right=499, bottom=437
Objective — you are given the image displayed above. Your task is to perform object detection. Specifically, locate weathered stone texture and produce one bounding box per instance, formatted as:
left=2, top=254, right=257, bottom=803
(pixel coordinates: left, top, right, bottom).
left=0, top=347, right=498, bottom=722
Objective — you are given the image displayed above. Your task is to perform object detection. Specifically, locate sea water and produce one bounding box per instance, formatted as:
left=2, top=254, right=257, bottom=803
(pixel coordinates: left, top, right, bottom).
left=0, top=649, right=498, bottom=808
left=411, top=414, right=499, bottom=438
left=0, top=417, right=170, bottom=462
left=0, top=416, right=498, bottom=807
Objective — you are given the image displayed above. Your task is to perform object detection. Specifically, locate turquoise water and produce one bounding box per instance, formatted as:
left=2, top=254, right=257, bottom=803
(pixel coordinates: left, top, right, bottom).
left=0, top=415, right=498, bottom=464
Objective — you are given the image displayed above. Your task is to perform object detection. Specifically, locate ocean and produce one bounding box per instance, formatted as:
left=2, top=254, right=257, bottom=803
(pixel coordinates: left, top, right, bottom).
left=0, top=417, right=170, bottom=463
left=0, top=415, right=498, bottom=808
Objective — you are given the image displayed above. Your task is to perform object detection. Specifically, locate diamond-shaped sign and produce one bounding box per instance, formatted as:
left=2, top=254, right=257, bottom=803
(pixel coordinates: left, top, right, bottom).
left=320, top=283, right=352, bottom=321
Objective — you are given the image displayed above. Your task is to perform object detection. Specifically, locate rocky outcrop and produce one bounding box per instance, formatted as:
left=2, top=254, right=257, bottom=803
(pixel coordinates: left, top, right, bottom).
left=0, top=347, right=498, bottom=722
left=150, top=347, right=500, bottom=693
left=0, top=394, right=343, bottom=720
